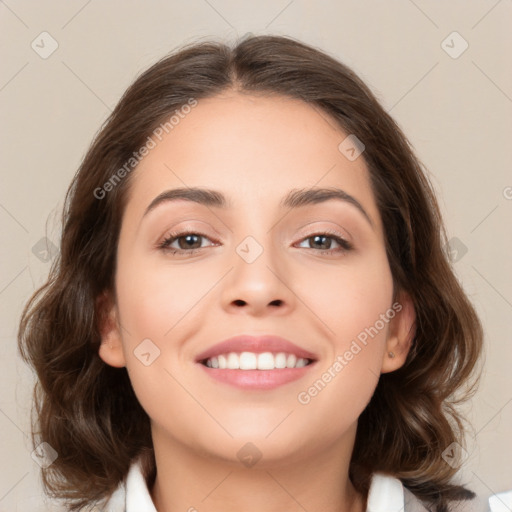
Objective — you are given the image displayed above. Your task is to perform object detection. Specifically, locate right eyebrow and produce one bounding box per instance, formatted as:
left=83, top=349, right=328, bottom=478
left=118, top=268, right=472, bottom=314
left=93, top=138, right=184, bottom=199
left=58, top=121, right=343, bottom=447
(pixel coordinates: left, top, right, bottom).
left=143, top=187, right=230, bottom=218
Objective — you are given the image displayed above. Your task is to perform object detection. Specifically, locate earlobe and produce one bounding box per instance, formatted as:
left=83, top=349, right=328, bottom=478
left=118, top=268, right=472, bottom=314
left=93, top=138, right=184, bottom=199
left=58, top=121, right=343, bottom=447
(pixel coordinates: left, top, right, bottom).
left=381, top=292, right=416, bottom=374
left=96, top=291, right=126, bottom=368
left=98, top=338, right=126, bottom=368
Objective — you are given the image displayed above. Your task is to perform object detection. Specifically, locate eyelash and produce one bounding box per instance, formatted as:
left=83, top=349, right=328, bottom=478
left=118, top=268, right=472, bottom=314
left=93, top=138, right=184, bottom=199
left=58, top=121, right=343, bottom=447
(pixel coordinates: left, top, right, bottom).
left=157, top=229, right=353, bottom=257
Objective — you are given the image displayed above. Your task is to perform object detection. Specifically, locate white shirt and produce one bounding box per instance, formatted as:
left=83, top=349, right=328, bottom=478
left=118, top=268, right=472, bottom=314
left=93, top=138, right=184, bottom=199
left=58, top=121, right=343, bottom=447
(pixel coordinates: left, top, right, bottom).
left=101, top=457, right=433, bottom=511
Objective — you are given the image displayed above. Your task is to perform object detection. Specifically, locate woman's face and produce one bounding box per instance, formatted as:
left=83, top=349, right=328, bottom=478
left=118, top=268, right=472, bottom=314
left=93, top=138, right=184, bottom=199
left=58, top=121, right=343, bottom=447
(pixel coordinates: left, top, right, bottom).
left=99, top=91, right=414, bottom=467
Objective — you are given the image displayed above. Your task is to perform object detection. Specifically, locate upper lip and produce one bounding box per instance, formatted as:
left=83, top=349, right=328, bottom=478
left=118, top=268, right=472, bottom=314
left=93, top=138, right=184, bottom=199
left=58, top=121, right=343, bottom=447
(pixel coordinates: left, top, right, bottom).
left=195, top=335, right=317, bottom=363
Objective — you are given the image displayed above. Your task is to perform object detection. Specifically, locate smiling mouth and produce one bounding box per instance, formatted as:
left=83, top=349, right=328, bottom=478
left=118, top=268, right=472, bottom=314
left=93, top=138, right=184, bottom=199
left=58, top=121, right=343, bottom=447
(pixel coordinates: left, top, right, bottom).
left=200, top=351, right=314, bottom=370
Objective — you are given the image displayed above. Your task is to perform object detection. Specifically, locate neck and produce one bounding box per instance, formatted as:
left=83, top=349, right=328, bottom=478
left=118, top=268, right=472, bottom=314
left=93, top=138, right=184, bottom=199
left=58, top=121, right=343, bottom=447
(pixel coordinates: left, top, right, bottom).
left=149, top=424, right=366, bottom=512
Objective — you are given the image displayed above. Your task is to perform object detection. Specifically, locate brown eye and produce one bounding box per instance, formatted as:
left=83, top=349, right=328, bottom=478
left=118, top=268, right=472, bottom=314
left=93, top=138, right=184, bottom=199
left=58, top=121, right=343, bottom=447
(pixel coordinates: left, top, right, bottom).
left=308, top=235, right=334, bottom=250
left=159, top=231, right=216, bottom=254
left=296, top=232, right=353, bottom=255
left=175, top=234, right=203, bottom=250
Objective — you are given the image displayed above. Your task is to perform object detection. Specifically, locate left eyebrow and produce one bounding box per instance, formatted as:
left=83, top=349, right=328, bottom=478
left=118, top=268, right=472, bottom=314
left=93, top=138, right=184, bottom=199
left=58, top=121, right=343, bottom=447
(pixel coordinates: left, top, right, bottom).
left=142, top=186, right=374, bottom=229
left=280, top=187, right=374, bottom=228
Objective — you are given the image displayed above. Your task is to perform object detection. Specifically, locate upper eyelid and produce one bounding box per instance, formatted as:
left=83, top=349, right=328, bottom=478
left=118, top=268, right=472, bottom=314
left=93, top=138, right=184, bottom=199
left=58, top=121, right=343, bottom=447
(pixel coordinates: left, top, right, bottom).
left=161, top=225, right=350, bottom=238
left=161, top=218, right=352, bottom=237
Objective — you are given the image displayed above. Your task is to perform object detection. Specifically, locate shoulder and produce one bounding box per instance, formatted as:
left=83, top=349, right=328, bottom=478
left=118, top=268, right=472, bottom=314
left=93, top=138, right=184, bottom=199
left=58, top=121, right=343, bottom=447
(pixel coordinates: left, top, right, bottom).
left=98, top=457, right=157, bottom=511
left=367, top=472, right=429, bottom=512
left=91, top=482, right=126, bottom=512
left=367, top=472, right=478, bottom=512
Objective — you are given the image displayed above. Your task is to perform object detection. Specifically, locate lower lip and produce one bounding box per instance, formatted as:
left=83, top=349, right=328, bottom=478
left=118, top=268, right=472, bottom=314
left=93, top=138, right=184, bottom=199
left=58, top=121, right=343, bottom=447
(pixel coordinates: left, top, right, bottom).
left=197, top=363, right=316, bottom=390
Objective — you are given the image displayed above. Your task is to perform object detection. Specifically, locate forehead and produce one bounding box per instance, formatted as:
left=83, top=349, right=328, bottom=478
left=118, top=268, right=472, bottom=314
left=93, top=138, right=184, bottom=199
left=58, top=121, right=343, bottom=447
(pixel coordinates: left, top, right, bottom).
left=125, top=92, right=381, bottom=230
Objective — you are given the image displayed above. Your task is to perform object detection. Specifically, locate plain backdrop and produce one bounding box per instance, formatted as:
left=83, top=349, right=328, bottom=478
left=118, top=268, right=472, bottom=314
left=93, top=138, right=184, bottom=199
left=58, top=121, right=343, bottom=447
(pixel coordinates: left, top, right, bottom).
left=1, top=1, right=511, bottom=511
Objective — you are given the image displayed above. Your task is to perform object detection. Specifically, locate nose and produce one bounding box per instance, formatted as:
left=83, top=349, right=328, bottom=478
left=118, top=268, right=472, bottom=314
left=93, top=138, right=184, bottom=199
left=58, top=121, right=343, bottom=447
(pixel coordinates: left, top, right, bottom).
left=220, top=237, right=296, bottom=317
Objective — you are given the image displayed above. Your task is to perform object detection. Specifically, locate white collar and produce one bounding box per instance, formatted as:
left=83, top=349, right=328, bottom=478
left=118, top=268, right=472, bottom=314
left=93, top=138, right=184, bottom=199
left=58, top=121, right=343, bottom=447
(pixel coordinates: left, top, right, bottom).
left=103, top=458, right=429, bottom=512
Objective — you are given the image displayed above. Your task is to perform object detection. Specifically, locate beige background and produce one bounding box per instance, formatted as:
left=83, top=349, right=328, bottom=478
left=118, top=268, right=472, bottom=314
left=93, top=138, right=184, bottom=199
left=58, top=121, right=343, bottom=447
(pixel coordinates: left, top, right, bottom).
left=1, top=1, right=511, bottom=511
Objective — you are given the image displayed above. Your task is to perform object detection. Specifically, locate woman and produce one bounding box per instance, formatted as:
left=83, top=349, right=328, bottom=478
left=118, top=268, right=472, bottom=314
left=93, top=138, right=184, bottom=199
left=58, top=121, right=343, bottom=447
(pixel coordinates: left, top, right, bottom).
left=18, top=34, right=483, bottom=511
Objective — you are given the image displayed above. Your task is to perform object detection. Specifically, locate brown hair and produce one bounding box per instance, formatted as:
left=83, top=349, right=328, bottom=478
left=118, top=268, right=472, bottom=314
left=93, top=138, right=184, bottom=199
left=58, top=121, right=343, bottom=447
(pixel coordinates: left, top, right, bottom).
left=18, top=34, right=483, bottom=511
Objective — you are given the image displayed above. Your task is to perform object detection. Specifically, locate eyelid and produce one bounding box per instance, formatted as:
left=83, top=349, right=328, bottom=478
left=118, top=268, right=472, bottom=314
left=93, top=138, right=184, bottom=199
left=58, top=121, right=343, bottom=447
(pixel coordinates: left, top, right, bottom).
left=296, top=221, right=353, bottom=243
left=295, top=229, right=353, bottom=252
left=157, top=229, right=218, bottom=251
left=156, top=220, right=221, bottom=243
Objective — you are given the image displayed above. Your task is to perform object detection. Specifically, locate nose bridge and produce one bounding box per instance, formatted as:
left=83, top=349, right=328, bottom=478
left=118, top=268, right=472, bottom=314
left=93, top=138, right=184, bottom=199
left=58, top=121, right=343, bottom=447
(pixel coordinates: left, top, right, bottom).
left=229, top=195, right=279, bottom=268
left=220, top=218, right=294, bottom=312
left=234, top=229, right=281, bottom=287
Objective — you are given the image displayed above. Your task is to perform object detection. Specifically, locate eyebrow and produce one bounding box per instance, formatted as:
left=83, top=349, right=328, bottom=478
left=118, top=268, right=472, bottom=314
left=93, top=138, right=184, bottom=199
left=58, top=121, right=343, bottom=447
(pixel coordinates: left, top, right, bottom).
left=143, top=186, right=374, bottom=228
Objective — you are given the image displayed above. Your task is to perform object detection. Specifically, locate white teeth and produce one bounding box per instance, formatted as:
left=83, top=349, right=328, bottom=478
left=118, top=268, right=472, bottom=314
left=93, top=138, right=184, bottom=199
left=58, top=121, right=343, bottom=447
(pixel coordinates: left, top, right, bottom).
left=274, top=352, right=287, bottom=368
left=239, top=352, right=257, bottom=370
left=257, top=352, right=275, bottom=370
left=204, top=351, right=311, bottom=370
left=286, top=354, right=297, bottom=368
left=295, top=358, right=307, bottom=367
left=227, top=352, right=239, bottom=369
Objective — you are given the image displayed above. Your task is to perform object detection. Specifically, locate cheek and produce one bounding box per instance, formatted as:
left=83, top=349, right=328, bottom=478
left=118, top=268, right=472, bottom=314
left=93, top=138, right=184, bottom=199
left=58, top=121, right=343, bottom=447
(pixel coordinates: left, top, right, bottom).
left=115, top=253, right=211, bottom=342
left=113, top=253, right=215, bottom=400
left=113, top=257, right=202, bottom=432
left=294, top=250, right=393, bottom=397
left=297, top=249, right=394, bottom=345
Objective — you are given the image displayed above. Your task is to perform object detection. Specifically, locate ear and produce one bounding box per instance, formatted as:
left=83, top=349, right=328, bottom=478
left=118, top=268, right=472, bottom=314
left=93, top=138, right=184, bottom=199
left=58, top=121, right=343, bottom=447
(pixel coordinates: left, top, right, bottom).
left=96, top=290, right=126, bottom=368
left=380, top=291, right=416, bottom=374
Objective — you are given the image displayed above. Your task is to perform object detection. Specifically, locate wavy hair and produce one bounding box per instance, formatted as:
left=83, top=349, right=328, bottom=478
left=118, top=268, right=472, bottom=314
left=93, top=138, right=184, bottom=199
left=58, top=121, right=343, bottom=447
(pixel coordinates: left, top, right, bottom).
left=18, top=34, right=483, bottom=511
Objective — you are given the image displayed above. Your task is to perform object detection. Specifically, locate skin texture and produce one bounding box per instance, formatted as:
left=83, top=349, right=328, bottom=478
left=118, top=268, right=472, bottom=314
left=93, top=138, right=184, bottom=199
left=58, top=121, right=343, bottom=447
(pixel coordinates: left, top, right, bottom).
left=98, top=92, right=416, bottom=512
